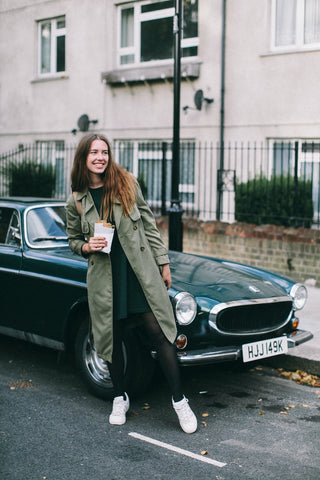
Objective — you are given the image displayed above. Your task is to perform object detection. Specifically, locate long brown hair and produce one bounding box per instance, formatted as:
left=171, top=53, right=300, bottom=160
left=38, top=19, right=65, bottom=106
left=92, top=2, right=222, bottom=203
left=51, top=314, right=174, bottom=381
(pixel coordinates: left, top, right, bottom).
left=71, top=133, right=136, bottom=217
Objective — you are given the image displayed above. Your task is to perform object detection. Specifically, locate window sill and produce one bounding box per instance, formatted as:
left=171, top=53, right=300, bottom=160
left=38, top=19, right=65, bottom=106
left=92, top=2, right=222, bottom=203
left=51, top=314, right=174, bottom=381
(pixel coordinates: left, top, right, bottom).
left=31, top=74, right=69, bottom=84
left=261, top=46, right=320, bottom=57
left=101, top=60, right=201, bottom=86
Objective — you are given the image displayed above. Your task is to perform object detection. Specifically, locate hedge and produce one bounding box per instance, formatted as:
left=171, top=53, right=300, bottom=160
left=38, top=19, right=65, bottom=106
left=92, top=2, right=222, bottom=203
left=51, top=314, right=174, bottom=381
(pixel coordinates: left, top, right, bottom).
left=8, top=160, right=56, bottom=198
left=235, top=175, right=314, bottom=227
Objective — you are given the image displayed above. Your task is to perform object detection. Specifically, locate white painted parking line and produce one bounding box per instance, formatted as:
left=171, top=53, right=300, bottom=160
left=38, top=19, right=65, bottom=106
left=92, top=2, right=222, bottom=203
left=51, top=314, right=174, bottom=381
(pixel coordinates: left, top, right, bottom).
left=129, top=432, right=226, bottom=468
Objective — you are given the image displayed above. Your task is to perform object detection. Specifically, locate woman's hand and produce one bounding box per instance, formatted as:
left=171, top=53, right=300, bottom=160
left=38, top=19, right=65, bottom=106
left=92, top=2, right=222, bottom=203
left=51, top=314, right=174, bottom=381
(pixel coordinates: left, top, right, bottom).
left=82, top=236, right=107, bottom=254
left=161, top=263, right=172, bottom=290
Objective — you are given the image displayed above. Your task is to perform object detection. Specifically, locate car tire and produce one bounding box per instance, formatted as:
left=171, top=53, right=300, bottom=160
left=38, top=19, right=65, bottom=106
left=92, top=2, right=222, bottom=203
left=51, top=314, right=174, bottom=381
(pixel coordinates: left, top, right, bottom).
left=74, top=317, right=155, bottom=400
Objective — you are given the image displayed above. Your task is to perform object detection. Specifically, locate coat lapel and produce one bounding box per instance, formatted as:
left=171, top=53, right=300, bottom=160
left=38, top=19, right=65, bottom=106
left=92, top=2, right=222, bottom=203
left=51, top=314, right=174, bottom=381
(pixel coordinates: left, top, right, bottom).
left=76, top=190, right=99, bottom=222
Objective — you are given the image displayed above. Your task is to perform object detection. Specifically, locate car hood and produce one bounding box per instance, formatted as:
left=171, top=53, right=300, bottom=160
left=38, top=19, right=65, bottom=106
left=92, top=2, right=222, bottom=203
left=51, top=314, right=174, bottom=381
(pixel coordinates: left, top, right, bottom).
left=169, top=251, right=289, bottom=303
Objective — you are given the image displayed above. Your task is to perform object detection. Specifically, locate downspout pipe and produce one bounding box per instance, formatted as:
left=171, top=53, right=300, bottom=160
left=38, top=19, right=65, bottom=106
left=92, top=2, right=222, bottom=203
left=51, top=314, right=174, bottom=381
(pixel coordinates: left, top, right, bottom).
left=217, top=0, right=226, bottom=221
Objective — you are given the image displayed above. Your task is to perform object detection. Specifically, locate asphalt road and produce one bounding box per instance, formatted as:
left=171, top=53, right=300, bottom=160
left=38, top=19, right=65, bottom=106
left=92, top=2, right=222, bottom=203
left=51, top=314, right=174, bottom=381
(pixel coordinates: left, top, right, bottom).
left=1, top=335, right=319, bottom=480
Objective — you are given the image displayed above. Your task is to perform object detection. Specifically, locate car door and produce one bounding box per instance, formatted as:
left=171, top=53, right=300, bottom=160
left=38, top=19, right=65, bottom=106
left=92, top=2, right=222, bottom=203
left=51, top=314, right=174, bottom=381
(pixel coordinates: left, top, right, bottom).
left=0, top=207, right=23, bottom=329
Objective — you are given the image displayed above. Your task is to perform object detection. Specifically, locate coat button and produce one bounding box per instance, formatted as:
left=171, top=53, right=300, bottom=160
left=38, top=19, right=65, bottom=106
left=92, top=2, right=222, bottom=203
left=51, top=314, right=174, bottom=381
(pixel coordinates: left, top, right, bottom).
left=133, top=225, right=137, bottom=230
left=140, top=246, right=145, bottom=251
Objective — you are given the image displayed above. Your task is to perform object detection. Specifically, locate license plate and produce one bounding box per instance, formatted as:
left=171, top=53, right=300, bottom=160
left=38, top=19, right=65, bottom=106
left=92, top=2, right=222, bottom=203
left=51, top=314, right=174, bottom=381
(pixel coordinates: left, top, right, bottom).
left=242, top=336, right=288, bottom=363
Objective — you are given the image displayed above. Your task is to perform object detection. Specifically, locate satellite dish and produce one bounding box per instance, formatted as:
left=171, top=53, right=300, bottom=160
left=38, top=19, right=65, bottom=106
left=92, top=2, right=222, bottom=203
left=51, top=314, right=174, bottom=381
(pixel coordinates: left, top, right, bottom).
left=77, top=114, right=98, bottom=132
left=77, top=114, right=90, bottom=132
left=194, top=89, right=214, bottom=110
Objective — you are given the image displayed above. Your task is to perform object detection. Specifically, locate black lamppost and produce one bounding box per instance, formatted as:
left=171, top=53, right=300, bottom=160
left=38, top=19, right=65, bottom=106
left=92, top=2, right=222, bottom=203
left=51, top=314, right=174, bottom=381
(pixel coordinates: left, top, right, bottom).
left=168, top=0, right=183, bottom=251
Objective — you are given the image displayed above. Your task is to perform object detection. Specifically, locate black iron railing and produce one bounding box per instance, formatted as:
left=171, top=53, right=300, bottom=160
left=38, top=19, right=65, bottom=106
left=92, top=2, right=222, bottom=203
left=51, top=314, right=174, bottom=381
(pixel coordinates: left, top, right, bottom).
left=1, top=140, right=319, bottom=228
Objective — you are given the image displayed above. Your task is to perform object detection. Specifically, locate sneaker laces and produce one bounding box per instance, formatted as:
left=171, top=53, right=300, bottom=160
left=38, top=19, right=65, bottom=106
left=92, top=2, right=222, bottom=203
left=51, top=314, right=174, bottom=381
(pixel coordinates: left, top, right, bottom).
left=112, top=395, right=128, bottom=416
left=174, top=397, right=192, bottom=420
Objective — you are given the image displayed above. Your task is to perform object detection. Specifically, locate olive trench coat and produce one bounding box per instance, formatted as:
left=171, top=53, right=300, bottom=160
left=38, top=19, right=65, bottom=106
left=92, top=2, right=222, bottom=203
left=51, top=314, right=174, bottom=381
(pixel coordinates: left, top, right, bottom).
left=65, top=185, right=177, bottom=363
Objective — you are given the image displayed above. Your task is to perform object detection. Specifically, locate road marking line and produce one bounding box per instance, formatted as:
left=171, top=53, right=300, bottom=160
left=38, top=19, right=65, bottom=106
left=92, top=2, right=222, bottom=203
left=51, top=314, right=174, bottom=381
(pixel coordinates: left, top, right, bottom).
left=128, top=432, right=226, bottom=468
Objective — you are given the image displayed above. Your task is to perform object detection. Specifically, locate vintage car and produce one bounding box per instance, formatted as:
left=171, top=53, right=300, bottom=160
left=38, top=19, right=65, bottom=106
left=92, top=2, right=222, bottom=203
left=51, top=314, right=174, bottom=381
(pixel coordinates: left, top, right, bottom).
left=0, top=198, right=313, bottom=399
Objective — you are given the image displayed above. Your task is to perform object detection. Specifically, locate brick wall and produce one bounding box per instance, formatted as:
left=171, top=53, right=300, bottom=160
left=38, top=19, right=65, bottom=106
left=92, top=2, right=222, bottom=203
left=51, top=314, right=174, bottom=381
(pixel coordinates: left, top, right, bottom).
left=156, top=217, right=320, bottom=286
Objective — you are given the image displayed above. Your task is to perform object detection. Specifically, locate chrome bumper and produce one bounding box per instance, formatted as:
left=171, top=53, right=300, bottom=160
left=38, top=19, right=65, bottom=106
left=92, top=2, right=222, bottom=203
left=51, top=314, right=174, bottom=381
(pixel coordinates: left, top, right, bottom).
left=176, top=329, right=314, bottom=366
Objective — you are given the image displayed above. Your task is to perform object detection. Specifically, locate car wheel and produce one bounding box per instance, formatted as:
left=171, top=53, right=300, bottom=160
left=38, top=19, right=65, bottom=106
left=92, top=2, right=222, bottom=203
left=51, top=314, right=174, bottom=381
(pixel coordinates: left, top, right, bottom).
left=74, top=318, right=155, bottom=400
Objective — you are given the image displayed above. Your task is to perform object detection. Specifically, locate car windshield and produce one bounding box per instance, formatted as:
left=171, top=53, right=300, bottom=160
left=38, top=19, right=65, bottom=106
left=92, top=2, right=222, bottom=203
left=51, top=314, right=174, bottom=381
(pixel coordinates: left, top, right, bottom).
left=26, top=205, right=68, bottom=248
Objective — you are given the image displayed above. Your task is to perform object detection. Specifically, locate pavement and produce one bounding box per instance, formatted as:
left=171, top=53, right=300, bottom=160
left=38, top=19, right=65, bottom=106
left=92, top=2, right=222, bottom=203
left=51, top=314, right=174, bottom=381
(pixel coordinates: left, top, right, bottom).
left=268, top=285, right=320, bottom=375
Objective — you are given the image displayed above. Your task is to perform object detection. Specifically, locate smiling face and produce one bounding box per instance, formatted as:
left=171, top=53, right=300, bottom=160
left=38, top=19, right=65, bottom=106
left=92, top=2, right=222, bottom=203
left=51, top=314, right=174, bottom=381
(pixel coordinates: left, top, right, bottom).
left=86, top=139, right=109, bottom=182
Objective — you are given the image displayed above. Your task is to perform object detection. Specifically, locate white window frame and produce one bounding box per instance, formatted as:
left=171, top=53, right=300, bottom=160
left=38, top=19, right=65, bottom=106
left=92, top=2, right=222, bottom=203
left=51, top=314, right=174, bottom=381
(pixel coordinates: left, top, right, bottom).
left=117, top=1, right=199, bottom=67
left=36, top=140, right=66, bottom=197
left=268, top=138, right=320, bottom=222
left=271, top=0, right=320, bottom=52
left=38, top=16, right=66, bottom=76
left=114, top=139, right=195, bottom=211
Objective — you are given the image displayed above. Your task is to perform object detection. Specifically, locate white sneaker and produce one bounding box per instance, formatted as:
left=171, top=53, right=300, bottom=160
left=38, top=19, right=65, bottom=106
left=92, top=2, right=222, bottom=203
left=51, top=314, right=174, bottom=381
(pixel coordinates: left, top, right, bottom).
left=172, top=396, right=197, bottom=434
left=109, top=393, right=130, bottom=425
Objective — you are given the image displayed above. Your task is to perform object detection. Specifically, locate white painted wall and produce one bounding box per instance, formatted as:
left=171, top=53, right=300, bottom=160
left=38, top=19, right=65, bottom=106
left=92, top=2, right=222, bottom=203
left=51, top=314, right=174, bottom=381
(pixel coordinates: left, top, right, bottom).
left=0, top=0, right=319, bottom=152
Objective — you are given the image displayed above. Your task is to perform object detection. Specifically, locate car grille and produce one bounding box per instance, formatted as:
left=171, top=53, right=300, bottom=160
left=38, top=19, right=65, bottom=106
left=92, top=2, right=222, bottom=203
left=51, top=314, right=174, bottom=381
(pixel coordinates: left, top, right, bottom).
left=210, top=298, right=293, bottom=334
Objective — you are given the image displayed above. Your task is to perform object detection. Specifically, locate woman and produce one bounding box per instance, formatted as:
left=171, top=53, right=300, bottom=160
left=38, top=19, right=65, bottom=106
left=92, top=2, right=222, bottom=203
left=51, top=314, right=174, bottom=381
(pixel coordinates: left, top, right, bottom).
left=66, top=133, right=197, bottom=434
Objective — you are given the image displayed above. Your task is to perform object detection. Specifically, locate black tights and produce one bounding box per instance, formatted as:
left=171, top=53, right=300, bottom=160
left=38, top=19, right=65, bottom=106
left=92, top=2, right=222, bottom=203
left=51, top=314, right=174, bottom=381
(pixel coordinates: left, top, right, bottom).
left=107, top=312, right=183, bottom=402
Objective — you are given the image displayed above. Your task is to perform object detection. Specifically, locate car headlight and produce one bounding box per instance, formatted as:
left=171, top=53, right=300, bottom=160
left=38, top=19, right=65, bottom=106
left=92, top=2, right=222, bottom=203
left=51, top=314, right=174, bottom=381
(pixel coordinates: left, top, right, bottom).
left=174, top=292, right=197, bottom=325
left=290, top=283, right=308, bottom=310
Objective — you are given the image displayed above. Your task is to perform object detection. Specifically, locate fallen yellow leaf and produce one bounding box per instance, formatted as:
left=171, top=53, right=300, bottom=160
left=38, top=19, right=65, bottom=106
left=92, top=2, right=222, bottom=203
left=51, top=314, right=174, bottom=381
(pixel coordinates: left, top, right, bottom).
left=258, top=411, right=265, bottom=415
left=201, top=421, right=208, bottom=427
left=200, top=450, right=209, bottom=456
left=201, top=413, right=209, bottom=417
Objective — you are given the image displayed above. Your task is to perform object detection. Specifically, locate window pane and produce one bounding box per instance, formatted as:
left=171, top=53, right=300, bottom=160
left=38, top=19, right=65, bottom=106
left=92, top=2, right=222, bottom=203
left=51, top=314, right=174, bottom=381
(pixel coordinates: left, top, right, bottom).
left=120, top=54, right=135, bottom=65
left=304, top=0, right=320, bottom=43
left=57, top=18, right=65, bottom=29
left=142, top=1, right=173, bottom=14
left=183, top=0, right=198, bottom=39
left=273, top=142, right=293, bottom=175
left=275, top=0, right=297, bottom=46
left=121, top=8, right=134, bottom=47
left=56, top=35, right=65, bottom=72
left=41, top=22, right=51, bottom=73
left=182, top=46, right=198, bottom=57
left=141, top=17, right=173, bottom=62
left=55, top=158, right=65, bottom=196
left=117, top=142, right=134, bottom=172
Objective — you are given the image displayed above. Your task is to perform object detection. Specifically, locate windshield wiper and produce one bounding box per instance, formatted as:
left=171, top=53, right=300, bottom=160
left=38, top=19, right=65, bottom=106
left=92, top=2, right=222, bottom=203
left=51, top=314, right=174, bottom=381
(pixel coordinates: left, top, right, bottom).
left=32, top=236, right=68, bottom=242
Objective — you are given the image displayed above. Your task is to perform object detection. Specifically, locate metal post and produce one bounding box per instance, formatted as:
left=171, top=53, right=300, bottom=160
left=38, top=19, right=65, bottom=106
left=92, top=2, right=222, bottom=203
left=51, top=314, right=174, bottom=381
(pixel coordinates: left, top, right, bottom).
left=293, top=141, right=299, bottom=227
left=161, top=142, right=167, bottom=216
left=217, top=0, right=227, bottom=221
left=168, top=0, right=183, bottom=251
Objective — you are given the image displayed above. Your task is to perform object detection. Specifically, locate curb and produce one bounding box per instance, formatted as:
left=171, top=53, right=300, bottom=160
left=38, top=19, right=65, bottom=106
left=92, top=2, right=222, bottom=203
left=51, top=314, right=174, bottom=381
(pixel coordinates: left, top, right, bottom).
left=266, top=354, right=320, bottom=377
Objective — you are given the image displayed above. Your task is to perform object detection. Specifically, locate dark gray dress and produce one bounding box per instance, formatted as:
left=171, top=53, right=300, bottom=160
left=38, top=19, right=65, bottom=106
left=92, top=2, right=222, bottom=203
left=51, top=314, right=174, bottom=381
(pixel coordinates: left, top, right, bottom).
left=89, top=187, right=150, bottom=320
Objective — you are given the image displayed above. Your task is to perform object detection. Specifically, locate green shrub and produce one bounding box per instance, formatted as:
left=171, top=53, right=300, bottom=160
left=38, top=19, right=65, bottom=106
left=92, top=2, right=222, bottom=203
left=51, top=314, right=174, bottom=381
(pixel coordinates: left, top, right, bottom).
left=235, top=175, right=314, bottom=227
left=8, top=160, right=56, bottom=198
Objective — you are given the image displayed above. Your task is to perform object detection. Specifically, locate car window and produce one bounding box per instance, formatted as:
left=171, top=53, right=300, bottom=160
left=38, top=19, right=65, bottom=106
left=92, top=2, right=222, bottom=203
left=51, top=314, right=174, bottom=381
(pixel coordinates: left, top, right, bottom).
left=0, top=208, right=21, bottom=246
left=26, top=205, right=68, bottom=248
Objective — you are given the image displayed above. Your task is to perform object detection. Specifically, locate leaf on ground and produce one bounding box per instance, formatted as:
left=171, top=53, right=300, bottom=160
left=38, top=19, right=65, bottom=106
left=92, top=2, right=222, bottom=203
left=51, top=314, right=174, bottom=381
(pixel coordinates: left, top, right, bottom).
left=278, top=369, right=320, bottom=387
left=258, top=411, right=265, bottom=415
left=201, top=421, right=208, bottom=427
left=7, top=380, right=37, bottom=389
left=279, top=411, right=288, bottom=415
left=200, top=450, right=209, bottom=456
left=201, top=413, right=209, bottom=417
